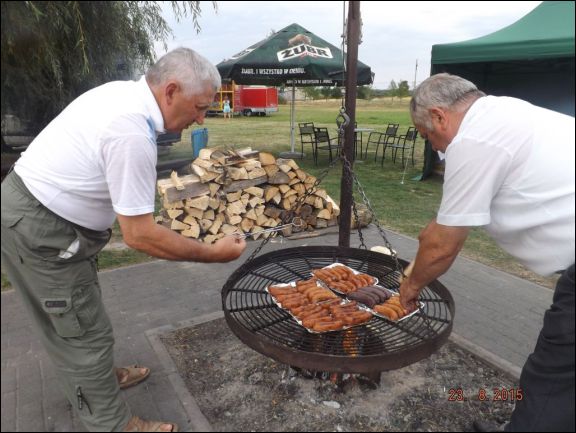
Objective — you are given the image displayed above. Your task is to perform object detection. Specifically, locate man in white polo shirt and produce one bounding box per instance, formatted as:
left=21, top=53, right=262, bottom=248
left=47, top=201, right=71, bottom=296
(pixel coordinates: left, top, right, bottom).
left=1, top=48, right=246, bottom=432
left=399, top=73, right=574, bottom=432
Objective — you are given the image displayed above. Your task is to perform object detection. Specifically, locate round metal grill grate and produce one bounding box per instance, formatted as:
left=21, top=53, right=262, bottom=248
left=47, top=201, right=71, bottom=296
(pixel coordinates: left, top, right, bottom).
left=222, top=246, right=455, bottom=373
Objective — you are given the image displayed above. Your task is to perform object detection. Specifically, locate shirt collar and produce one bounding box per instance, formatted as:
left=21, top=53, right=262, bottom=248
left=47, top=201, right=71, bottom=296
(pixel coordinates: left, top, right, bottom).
left=138, top=75, right=165, bottom=134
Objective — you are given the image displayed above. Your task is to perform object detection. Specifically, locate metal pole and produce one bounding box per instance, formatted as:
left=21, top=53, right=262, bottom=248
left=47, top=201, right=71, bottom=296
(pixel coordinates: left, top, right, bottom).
left=290, top=83, right=296, bottom=152
left=413, top=59, right=418, bottom=91
left=338, top=1, right=360, bottom=248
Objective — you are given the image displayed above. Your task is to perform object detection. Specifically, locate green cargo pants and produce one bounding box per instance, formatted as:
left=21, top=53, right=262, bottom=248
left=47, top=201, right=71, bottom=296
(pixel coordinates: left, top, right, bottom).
left=1, top=171, right=132, bottom=432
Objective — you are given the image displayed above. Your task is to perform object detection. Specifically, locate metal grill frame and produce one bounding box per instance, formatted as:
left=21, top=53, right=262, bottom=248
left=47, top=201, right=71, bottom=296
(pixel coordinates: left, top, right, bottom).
left=222, top=246, right=455, bottom=374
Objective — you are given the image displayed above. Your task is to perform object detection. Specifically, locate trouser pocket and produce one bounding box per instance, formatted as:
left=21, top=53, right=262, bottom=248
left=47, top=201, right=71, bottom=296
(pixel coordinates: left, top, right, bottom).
left=40, top=296, right=85, bottom=338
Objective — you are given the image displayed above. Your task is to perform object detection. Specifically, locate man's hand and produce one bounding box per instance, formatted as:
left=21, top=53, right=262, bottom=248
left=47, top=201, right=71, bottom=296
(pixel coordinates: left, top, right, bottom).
left=399, top=279, right=421, bottom=313
left=209, top=235, right=247, bottom=262
left=397, top=220, right=470, bottom=312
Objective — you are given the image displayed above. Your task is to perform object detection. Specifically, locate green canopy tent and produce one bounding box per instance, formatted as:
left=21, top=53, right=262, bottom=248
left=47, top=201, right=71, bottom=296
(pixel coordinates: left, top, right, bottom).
left=421, top=1, right=575, bottom=179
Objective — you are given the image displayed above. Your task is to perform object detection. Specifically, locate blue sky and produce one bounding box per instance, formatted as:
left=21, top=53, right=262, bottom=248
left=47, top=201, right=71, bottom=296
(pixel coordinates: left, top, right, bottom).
left=155, top=1, right=542, bottom=90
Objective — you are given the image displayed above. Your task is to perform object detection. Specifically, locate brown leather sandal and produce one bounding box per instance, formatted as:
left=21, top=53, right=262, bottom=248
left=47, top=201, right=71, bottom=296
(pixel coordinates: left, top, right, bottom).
left=116, top=365, right=150, bottom=389
left=122, top=416, right=179, bottom=432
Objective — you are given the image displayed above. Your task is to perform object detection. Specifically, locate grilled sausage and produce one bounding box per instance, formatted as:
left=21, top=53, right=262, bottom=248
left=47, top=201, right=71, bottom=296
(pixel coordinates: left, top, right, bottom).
left=374, top=304, right=399, bottom=320
left=312, top=320, right=344, bottom=332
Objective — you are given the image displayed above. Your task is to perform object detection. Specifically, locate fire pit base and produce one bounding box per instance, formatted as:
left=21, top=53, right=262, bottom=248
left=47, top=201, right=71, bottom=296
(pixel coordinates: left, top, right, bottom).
left=160, top=317, right=517, bottom=432
left=290, top=367, right=381, bottom=390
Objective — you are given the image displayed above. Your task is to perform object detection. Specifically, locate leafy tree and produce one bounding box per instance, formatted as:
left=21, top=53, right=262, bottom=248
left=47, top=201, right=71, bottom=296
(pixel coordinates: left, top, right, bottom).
left=320, top=87, right=332, bottom=100
left=397, top=80, right=410, bottom=99
left=387, top=80, right=398, bottom=99
left=1, top=1, right=211, bottom=134
left=356, top=85, right=371, bottom=100
left=330, top=87, right=343, bottom=99
left=302, top=87, right=321, bottom=100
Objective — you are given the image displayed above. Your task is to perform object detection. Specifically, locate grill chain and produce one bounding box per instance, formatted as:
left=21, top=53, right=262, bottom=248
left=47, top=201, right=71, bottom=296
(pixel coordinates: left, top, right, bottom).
left=245, top=156, right=342, bottom=263
left=341, top=154, right=404, bottom=276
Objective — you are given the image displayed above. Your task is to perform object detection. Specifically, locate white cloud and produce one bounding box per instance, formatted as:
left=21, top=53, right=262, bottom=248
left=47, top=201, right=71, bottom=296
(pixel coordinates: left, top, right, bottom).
left=157, top=1, right=542, bottom=89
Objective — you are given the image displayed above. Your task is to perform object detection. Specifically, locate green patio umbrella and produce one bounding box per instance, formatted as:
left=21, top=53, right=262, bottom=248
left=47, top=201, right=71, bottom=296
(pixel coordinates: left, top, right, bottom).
left=217, top=23, right=373, bottom=157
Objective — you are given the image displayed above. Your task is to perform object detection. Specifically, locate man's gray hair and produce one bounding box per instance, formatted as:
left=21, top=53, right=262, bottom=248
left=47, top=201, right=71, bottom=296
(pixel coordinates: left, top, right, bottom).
left=146, top=47, right=221, bottom=96
left=410, top=73, right=485, bottom=130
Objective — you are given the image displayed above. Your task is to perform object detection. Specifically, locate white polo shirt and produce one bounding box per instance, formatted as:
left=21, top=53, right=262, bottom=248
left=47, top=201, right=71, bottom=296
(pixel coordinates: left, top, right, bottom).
left=438, top=96, right=575, bottom=276
left=15, top=76, right=164, bottom=231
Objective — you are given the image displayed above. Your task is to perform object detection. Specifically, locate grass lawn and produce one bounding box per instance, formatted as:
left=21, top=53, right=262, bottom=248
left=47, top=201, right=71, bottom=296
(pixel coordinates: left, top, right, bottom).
left=1, top=97, right=556, bottom=291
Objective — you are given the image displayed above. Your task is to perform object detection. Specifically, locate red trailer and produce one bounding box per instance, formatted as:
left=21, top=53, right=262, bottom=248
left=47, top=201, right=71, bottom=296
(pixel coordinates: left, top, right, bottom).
left=209, top=82, right=278, bottom=117
left=234, top=86, right=279, bottom=116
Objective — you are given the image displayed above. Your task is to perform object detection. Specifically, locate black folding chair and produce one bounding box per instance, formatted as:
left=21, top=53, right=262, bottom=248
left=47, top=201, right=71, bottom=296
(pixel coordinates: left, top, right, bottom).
left=298, top=122, right=316, bottom=161
left=376, top=123, right=400, bottom=162
left=313, top=127, right=340, bottom=165
left=383, top=126, right=418, bottom=167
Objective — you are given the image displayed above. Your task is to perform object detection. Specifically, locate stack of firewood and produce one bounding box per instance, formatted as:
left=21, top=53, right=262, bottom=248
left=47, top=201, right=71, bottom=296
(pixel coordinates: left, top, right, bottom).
left=156, top=148, right=340, bottom=243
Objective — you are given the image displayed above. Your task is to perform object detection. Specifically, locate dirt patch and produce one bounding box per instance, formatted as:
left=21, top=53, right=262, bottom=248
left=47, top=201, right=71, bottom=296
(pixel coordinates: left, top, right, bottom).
left=161, top=318, right=518, bottom=432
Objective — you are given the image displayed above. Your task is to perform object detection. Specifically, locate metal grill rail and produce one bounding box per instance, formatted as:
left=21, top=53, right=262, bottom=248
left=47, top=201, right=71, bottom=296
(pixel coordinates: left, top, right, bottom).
left=222, top=246, right=455, bottom=374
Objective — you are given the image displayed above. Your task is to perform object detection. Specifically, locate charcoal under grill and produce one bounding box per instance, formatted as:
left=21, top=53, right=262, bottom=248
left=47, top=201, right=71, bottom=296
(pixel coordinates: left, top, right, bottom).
left=222, top=246, right=455, bottom=374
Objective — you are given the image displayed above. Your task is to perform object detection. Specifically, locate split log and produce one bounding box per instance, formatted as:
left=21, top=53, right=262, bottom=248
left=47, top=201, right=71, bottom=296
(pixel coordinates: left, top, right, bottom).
left=295, top=169, right=307, bottom=181
left=226, top=200, right=246, bottom=216
left=259, top=152, right=276, bottom=165
left=203, top=209, right=215, bottom=220
left=170, top=171, right=185, bottom=190
left=191, top=164, right=220, bottom=183
left=209, top=215, right=224, bottom=235
left=272, top=192, right=282, bottom=205
left=248, top=167, right=267, bottom=179
left=223, top=176, right=268, bottom=193
left=263, top=164, right=279, bottom=178
left=203, top=234, right=219, bottom=244
left=238, top=159, right=262, bottom=171
left=227, top=166, right=249, bottom=180
left=185, top=207, right=204, bottom=219
left=316, top=209, right=332, bottom=220
left=183, top=215, right=198, bottom=226
left=243, top=186, right=264, bottom=198
left=167, top=209, right=183, bottom=219
left=171, top=219, right=189, bottom=231
left=245, top=208, right=258, bottom=221
left=200, top=219, right=213, bottom=231
left=325, top=195, right=341, bottom=217
left=198, top=148, right=214, bottom=160
left=221, top=224, right=238, bottom=236
left=241, top=218, right=254, bottom=232
left=209, top=183, right=220, bottom=196
left=264, top=206, right=282, bottom=219
left=187, top=195, right=210, bottom=211
left=268, top=171, right=291, bottom=185
left=265, top=186, right=279, bottom=202
left=227, top=215, right=242, bottom=225
left=226, top=191, right=242, bottom=202
left=277, top=162, right=292, bottom=173
left=157, top=175, right=210, bottom=203
left=181, top=218, right=200, bottom=238
left=289, top=178, right=301, bottom=186
left=248, top=196, right=265, bottom=208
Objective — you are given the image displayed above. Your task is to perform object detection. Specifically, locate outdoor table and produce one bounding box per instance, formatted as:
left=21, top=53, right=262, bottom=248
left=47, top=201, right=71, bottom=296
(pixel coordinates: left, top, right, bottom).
left=354, top=128, right=374, bottom=158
